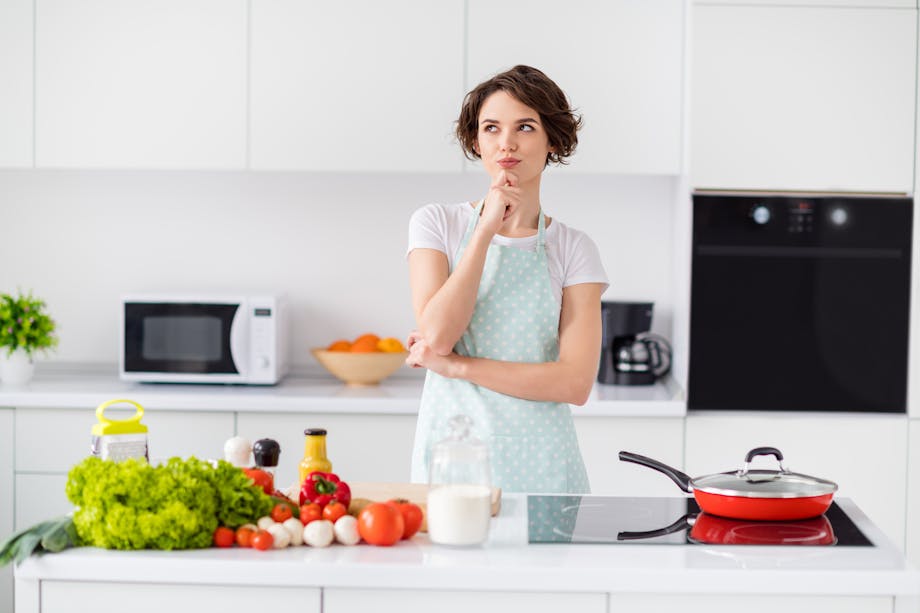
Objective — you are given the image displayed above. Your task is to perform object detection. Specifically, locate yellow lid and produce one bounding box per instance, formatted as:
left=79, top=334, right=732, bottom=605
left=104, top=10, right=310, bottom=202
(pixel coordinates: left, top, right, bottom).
left=91, top=398, right=148, bottom=436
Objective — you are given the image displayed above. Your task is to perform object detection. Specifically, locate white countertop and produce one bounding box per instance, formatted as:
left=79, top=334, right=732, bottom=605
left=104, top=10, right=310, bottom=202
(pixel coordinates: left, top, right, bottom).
left=0, top=364, right=686, bottom=417
left=14, top=496, right=919, bottom=597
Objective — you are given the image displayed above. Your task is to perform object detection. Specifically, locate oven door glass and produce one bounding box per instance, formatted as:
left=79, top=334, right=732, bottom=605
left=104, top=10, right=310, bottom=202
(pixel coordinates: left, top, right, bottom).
left=124, top=303, right=239, bottom=374
left=688, top=195, right=912, bottom=413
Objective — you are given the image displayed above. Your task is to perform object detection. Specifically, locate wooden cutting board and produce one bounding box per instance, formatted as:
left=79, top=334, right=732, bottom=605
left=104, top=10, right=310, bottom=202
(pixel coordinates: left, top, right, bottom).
left=348, top=482, right=502, bottom=532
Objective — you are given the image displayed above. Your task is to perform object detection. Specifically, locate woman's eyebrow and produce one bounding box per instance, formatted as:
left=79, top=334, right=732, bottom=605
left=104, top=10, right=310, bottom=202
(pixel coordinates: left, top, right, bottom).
left=480, top=117, right=539, bottom=124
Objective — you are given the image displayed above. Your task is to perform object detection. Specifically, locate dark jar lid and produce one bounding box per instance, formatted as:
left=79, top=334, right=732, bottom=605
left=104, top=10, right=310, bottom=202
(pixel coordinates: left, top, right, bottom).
left=252, top=438, right=281, bottom=468
left=304, top=428, right=327, bottom=436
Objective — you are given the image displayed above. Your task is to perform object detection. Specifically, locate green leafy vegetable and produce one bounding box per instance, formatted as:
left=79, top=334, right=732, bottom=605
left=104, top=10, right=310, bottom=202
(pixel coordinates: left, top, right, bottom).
left=0, top=516, right=77, bottom=566
left=65, top=456, right=273, bottom=551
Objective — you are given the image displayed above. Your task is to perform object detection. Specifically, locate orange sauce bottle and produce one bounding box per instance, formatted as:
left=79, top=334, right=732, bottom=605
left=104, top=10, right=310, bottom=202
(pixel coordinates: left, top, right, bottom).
left=299, top=428, right=333, bottom=485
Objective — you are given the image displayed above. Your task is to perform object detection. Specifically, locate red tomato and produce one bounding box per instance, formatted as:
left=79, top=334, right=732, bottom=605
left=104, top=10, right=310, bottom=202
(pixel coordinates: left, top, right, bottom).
left=235, top=526, right=255, bottom=548
left=271, top=503, right=293, bottom=523
left=242, top=468, right=274, bottom=495
left=300, top=502, right=323, bottom=525
left=213, top=526, right=235, bottom=548
left=251, top=530, right=274, bottom=551
left=322, top=501, right=347, bottom=523
left=387, top=499, right=423, bottom=540
left=357, top=502, right=405, bottom=546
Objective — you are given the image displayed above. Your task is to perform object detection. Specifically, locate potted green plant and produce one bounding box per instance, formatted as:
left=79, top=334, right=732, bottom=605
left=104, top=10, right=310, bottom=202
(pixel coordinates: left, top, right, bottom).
left=0, top=290, right=58, bottom=386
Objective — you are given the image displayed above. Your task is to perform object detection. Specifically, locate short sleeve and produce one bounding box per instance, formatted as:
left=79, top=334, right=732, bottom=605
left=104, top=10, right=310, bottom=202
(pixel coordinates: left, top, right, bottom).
left=563, top=230, right=609, bottom=292
left=407, top=203, right=449, bottom=258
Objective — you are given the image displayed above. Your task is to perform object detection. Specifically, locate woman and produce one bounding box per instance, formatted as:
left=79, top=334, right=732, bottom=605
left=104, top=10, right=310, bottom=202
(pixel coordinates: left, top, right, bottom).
left=406, top=65, right=608, bottom=494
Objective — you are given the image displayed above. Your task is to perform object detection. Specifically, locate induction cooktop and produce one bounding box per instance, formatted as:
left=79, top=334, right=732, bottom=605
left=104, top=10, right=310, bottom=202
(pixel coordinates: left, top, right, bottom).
left=527, top=496, right=873, bottom=546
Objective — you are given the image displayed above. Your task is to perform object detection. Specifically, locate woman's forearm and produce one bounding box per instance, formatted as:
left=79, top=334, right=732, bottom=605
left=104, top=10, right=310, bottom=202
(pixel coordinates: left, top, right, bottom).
left=416, top=228, right=493, bottom=355
left=447, top=356, right=596, bottom=406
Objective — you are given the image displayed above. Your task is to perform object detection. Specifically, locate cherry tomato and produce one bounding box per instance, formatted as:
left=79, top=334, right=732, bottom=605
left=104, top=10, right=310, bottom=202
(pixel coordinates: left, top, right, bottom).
left=387, top=499, right=423, bottom=540
left=213, top=526, right=235, bottom=548
left=357, top=502, right=404, bottom=546
left=299, top=502, right=323, bottom=525
left=251, top=530, right=274, bottom=551
left=235, top=526, right=255, bottom=548
left=322, top=501, right=347, bottom=523
left=271, top=503, right=293, bottom=523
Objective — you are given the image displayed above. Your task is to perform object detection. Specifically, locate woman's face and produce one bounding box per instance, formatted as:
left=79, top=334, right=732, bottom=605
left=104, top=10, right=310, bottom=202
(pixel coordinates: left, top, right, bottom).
left=475, top=90, right=553, bottom=184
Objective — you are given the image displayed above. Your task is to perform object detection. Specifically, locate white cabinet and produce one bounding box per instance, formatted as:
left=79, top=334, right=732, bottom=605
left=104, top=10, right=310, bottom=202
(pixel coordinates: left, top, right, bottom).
left=0, top=0, right=32, bottom=167
left=0, top=409, right=13, bottom=613
left=610, top=593, right=890, bottom=613
left=249, top=0, right=465, bottom=172
left=236, top=412, right=418, bottom=489
left=907, top=420, right=920, bottom=567
left=690, top=5, right=916, bottom=192
left=35, top=0, right=247, bottom=169
left=685, top=414, right=909, bottom=549
left=468, top=0, right=684, bottom=175
left=39, top=581, right=320, bottom=613
left=324, top=588, right=604, bottom=613
left=575, top=417, right=684, bottom=495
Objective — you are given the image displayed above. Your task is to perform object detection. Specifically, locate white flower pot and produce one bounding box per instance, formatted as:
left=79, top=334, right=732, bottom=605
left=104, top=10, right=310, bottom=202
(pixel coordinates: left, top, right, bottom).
left=0, top=349, right=35, bottom=386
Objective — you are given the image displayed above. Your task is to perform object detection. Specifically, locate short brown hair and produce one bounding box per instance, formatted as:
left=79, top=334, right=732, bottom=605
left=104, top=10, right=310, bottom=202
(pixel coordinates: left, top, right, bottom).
left=456, top=65, right=582, bottom=165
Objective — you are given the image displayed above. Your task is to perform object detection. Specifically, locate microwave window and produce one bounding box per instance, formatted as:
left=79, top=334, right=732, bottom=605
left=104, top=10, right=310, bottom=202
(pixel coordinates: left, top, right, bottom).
left=142, top=316, right=222, bottom=362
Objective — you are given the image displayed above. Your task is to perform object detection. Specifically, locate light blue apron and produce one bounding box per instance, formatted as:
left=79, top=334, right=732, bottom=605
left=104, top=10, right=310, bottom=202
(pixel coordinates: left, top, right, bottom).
left=410, top=202, right=590, bottom=494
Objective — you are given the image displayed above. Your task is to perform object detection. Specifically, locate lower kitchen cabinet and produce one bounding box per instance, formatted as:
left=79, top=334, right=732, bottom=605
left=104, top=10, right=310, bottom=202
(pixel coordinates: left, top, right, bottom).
left=31, top=581, right=320, bottom=613
left=1, top=408, right=13, bottom=613
left=236, top=412, right=418, bottom=489
left=574, top=417, right=684, bottom=496
left=609, top=594, right=890, bottom=613
left=907, top=419, right=920, bottom=567
left=685, top=414, right=908, bottom=549
left=323, top=588, right=605, bottom=613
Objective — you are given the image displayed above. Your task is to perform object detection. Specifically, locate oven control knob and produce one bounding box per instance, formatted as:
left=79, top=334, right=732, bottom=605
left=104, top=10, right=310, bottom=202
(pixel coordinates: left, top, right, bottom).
left=751, top=205, right=771, bottom=225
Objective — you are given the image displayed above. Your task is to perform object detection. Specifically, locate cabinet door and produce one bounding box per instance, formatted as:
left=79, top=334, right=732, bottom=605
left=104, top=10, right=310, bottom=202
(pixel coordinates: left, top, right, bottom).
left=0, top=0, right=32, bottom=167
left=691, top=5, right=916, bottom=192
left=610, top=593, right=890, bottom=613
left=236, top=412, right=417, bottom=490
left=35, top=0, right=247, bottom=169
left=325, top=588, right=604, bottom=613
left=907, top=420, right=920, bottom=567
left=250, top=0, right=465, bottom=172
left=41, top=581, right=320, bottom=613
left=0, top=409, right=13, bottom=613
left=467, top=0, right=683, bottom=175
left=574, top=417, right=684, bottom=495
left=685, top=415, right=908, bottom=549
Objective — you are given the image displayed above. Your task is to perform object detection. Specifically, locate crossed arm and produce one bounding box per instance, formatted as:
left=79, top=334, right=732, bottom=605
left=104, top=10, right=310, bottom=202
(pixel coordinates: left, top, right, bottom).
left=406, top=246, right=603, bottom=406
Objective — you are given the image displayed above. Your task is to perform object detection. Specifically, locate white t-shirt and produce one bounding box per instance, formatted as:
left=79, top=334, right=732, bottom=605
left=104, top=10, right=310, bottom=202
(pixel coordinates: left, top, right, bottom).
left=407, top=202, right=609, bottom=304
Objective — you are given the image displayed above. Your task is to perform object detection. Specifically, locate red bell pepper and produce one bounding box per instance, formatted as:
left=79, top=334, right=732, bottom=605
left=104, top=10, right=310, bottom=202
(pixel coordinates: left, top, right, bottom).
left=299, top=471, right=351, bottom=508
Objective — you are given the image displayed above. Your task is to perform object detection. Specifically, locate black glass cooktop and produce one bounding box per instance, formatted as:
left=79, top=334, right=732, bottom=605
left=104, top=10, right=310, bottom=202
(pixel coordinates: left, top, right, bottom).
left=527, top=496, right=873, bottom=546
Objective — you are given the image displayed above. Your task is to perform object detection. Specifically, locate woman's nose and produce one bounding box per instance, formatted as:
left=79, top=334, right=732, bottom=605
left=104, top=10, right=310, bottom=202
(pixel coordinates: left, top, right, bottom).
left=500, top=136, right=517, bottom=152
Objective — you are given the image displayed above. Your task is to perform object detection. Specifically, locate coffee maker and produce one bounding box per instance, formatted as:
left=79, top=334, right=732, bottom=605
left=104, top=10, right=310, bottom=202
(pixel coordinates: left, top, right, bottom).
left=597, top=301, right=672, bottom=386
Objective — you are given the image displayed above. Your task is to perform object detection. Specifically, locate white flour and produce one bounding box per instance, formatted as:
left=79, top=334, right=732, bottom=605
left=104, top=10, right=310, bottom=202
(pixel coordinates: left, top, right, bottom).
left=427, top=484, right=492, bottom=546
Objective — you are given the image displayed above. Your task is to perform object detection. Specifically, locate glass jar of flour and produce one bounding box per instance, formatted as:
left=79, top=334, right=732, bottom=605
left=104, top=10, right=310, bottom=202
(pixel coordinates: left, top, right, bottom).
left=427, top=414, right=492, bottom=546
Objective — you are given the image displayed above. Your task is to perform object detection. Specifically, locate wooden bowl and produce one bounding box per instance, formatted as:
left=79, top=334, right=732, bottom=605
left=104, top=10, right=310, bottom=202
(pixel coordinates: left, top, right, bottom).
left=311, top=348, right=408, bottom=386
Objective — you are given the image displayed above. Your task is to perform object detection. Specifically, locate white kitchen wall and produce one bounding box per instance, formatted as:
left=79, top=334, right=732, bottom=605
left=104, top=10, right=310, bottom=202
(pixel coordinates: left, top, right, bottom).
left=0, top=170, right=676, bottom=370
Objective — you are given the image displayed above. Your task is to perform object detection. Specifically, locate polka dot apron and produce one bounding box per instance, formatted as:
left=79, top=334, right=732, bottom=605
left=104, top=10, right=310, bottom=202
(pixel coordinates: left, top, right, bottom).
left=410, top=202, right=590, bottom=494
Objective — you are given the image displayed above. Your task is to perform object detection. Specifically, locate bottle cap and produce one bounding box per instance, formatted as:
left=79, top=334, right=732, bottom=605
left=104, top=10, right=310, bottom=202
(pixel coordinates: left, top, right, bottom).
left=304, top=428, right=327, bottom=436
left=252, top=438, right=281, bottom=468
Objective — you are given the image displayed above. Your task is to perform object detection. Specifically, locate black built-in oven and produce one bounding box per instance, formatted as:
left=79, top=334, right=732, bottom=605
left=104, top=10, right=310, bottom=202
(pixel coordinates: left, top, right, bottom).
left=688, top=192, right=912, bottom=413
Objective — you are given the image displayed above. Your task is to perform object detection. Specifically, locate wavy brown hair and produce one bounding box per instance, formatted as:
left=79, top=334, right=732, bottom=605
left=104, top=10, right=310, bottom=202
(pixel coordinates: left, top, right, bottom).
left=456, top=65, right=582, bottom=166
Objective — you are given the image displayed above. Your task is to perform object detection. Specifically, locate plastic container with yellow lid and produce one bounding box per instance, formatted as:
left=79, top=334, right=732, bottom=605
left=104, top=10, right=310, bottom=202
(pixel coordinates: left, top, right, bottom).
left=90, top=398, right=149, bottom=462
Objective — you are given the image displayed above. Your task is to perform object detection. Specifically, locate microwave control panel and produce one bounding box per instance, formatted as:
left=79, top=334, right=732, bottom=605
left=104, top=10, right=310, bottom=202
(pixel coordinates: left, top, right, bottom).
left=248, top=297, right=284, bottom=383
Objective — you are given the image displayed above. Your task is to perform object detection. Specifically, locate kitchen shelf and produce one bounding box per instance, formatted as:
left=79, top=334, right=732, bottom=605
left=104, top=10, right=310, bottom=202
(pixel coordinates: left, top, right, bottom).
left=0, top=363, right=686, bottom=417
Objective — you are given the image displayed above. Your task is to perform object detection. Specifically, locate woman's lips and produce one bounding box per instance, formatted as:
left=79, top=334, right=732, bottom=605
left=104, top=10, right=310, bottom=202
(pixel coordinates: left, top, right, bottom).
left=497, top=158, right=520, bottom=168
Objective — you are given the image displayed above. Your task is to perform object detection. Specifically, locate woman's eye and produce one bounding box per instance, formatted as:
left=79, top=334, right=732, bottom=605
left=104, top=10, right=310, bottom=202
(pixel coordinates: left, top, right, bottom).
left=483, top=125, right=498, bottom=133
left=520, top=124, right=535, bottom=132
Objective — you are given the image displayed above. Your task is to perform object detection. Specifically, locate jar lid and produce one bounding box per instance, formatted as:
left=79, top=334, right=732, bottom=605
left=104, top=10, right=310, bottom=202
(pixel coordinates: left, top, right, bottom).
left=304, top=428, right=327, bottom=436
left=252, top=438, right=281, bottom=468
left=431, top=415, right=488, bottom=461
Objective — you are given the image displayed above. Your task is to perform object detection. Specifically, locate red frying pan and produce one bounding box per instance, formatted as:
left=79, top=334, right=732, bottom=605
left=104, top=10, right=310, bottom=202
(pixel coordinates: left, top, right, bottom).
left=619, top=447, right=838, bottom=521
left=617, top=512, right=837, bottom=546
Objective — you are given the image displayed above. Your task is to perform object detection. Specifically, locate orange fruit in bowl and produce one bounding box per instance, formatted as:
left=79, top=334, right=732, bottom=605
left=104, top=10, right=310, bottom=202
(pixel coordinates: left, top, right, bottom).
left=326, top=339, right=352, bottom=352
left=377, top=337, right=406, bottom=353
left=350, top=334, right=382, bottom=353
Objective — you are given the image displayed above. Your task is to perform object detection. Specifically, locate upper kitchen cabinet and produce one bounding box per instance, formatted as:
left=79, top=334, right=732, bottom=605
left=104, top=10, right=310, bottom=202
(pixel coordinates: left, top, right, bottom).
left=249, top=0, right=465, bottom=172
left=467, top=0, right=684, bottom=175
left=691, top=5, right=917, bottom=193
left=0, top=0, right=33, bottom=167
left=35, top=0, right=247, bottom=169
left=694, top=0, right=914, bottom=6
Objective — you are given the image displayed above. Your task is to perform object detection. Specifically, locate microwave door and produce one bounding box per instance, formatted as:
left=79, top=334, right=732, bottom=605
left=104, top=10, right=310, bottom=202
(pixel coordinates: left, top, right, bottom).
left=124, top=303, right=240, bottom=374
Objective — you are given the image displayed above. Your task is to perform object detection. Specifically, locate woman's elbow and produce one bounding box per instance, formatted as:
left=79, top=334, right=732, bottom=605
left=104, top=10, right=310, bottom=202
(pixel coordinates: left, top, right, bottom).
left=565, top=376, right=595, bottom=406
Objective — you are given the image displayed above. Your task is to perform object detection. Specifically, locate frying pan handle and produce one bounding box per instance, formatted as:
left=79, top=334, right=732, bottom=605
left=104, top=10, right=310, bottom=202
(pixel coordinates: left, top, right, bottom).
left=617, top=513, right=694, bottom=541
left=618, top=451, right=694, bottom=492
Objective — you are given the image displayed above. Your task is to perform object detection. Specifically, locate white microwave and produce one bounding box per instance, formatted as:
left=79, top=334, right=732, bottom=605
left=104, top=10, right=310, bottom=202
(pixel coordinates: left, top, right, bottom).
left=120, top=295, right=288, bottom=385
